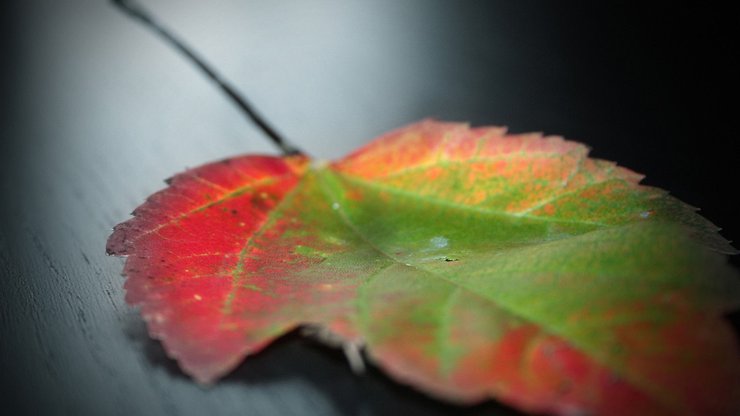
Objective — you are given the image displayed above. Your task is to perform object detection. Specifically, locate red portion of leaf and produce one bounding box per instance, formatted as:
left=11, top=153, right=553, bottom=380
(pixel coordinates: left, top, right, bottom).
left=363, top=298, right=668, bottom=415
left=107, top=155, right=309, bottom=381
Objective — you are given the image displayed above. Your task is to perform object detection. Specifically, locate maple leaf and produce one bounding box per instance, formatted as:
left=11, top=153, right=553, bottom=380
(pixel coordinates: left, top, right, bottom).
left=107, top=120, right=740, bottom=416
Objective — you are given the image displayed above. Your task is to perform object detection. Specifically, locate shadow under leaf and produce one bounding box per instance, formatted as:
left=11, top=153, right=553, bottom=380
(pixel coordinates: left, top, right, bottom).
left=123, top=315, right=524, bottom=416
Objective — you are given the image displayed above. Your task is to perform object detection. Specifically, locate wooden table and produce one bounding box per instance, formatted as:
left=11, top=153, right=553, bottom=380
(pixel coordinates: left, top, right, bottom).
left=2, top=2, right=737, bottom=415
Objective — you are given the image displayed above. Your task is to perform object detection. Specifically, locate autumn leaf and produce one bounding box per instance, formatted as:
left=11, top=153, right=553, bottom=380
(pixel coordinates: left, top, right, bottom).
left=107, top=120, right=740, bottom=415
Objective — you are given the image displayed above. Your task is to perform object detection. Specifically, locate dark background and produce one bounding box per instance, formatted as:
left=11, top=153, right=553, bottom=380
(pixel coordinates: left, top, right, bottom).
left=1, top=1, right=737, bottom=415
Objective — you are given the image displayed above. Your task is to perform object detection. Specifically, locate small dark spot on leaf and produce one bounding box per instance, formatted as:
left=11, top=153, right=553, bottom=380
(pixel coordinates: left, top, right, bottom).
left=231, top=209, right=238, bottom=215
left=542, top=343, right=555, bottom=356
left=557, top=380, right=573, bottom=395
left=606, top=372, right=621, bottom=385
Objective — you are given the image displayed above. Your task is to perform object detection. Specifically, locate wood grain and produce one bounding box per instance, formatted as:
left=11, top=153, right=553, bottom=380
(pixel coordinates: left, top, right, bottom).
left=1, top=2, right=737, bottom=415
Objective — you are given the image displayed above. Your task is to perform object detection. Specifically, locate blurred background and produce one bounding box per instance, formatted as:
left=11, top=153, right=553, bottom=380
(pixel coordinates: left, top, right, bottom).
left=1, top=1, right=737, bottom=415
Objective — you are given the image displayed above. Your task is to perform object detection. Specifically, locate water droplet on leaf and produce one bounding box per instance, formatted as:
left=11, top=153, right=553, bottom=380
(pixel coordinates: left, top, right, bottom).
left=430, top=236, right=448, bottom=248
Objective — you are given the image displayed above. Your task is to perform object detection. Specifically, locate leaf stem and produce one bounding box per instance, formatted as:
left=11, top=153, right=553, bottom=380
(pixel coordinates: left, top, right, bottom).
left=112, top=0, right=303, bottom=156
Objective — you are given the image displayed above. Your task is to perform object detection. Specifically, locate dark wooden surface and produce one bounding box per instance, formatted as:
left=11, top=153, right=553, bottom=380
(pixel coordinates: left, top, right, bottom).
left=2, top=2, right=738, bottom=415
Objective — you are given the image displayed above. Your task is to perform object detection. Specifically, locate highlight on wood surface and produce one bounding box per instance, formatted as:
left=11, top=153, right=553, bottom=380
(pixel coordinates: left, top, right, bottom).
left=107, top=120, right=740, bottom=415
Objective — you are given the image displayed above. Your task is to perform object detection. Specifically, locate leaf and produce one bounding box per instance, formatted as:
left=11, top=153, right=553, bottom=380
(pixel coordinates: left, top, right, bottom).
left=107, top=120, right=740, bottom=415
